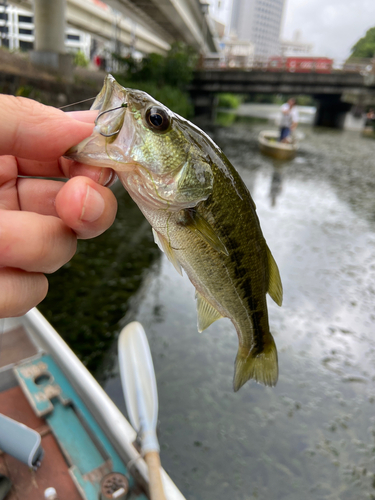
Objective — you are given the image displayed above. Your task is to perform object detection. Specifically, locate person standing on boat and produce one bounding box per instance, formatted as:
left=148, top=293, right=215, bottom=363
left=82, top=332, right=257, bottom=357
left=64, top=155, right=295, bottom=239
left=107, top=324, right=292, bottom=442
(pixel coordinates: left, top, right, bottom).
left=279, top=98, right=299, bottom=142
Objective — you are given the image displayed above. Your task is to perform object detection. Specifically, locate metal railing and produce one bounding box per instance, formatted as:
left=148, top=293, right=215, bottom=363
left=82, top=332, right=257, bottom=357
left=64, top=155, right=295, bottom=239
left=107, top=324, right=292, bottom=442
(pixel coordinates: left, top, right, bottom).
left=198, top=56, right=375, bottom=75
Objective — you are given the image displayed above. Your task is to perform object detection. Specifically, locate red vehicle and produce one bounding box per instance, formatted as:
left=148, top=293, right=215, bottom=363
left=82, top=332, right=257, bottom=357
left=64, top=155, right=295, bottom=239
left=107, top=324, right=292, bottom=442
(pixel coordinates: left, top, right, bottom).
left=268, top=57, right=333, bottom=73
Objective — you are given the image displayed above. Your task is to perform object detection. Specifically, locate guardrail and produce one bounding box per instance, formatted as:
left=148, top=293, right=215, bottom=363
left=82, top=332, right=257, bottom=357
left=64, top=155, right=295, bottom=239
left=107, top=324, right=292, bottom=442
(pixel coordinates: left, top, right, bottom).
left=198, top=57, right=375, bottom=75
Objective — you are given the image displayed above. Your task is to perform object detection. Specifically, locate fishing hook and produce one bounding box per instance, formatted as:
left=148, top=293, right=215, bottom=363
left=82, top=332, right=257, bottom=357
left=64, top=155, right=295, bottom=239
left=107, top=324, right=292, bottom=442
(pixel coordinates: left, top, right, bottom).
left=95, top=103, right=128, bottom=137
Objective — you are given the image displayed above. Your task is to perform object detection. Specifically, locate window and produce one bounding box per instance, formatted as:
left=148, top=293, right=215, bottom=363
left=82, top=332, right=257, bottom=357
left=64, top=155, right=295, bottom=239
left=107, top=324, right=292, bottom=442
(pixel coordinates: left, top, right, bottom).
left=19, top=40, right=33, bottom=51
left=67, top=34, right=80, bottom=41
left=0, top=12, right=8, bottom=20
left=19, top=28, right=33, bottom=35
left=0, top=26, right=8, bottom=34
left=18, top=15, right=33, bottom=23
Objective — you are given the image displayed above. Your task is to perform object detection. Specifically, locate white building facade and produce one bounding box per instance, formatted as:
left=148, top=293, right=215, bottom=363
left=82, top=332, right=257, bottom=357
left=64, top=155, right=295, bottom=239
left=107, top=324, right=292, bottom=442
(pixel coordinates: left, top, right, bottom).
left=229, top=0, right=285, bottom=59
left=0, top=4, right=91, bottom=58
left=280, top=30, right=313, bottom=57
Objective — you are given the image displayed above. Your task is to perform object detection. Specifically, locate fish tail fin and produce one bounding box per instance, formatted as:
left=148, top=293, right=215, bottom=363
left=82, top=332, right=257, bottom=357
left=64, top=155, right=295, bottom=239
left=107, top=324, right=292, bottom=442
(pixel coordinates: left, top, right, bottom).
left=233, top=334, right=278, bottom=392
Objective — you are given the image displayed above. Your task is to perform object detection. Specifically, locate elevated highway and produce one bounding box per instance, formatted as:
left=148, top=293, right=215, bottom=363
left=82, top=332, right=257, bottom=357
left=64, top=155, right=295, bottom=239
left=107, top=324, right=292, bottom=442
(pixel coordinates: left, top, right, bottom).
left=9, top=0, right=217, bottom=55
left=105, top=0, right=217, bottom=52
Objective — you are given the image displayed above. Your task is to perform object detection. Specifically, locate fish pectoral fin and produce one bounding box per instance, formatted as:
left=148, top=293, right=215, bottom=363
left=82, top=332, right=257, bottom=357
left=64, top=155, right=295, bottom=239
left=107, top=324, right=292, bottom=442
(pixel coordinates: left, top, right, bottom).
left=233, top=334, right=278, bottom=391
left=181, top=209, right=229, bottom=256
left=152, top=228, right=183, bottom=276
left=195, top=291, right=222, bottom=332
left=266, top=245, right=283, bottom=306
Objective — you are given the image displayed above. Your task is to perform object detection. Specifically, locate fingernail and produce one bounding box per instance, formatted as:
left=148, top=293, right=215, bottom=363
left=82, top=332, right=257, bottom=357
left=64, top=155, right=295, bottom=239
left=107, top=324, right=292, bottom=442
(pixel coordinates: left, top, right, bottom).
left=80, top=186, right=105, bottom=222
left=67, top=110, right=98, bottom=123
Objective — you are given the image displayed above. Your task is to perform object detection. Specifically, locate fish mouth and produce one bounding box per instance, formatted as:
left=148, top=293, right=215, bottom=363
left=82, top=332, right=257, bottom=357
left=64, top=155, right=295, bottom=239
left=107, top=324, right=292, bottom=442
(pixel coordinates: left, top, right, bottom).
left=91, top=74, right=128, bottom=139
left=91, top=74, right=127, bottom=113
left=65, top=75, right=131, bottom=168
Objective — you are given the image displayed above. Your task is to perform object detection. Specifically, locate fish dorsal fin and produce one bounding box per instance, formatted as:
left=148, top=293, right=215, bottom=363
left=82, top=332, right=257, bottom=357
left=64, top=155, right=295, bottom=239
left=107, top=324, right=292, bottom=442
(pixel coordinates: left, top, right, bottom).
left=179, top=209, right=229, bottom=256
left=152, top=228, right=183, bottom=276
left=266, top=245, right=283, bottom=306
left=195, top=291, right=222, bottom=332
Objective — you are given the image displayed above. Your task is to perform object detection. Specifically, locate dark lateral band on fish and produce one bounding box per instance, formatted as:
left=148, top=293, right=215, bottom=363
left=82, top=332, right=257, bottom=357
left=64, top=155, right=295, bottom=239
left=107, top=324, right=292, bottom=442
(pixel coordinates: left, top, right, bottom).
left=64, top=74, right=283, bottom=392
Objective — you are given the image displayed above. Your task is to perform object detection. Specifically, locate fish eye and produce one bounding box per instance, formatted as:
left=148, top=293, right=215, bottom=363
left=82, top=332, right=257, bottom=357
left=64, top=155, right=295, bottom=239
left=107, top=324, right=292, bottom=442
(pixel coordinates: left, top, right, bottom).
left=145, top=106, right=170, bottom=133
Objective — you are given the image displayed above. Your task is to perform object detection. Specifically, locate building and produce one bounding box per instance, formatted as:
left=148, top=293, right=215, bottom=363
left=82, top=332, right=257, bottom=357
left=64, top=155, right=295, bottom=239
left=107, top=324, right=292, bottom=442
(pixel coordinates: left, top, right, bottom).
left=0, top=4, right=91, bottom=59
left=280, top=30, right=313, bottom=57
left=229, top=0, right=285, bottom=59
left=224, top=35, right=254, bottom=67
left=208, top=0, right=233, bottom=36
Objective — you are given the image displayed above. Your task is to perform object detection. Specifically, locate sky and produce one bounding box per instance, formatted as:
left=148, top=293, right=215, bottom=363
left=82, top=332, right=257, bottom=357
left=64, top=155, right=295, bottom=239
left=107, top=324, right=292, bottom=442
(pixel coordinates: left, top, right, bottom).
left=281, top=0, right=375, bottom=62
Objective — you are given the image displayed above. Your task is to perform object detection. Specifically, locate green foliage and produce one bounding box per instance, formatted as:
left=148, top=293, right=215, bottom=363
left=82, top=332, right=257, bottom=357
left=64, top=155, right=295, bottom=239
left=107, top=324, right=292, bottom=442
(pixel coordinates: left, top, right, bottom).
left=113, top=75, right=193, bottom=117
left=217, top=93, right=242, bottom=109
left=113, top=42, right=197, bottom=117
left=114, top=42, right=198, bottom=89
left=350, top=27, right=375, bottom=58
left=136, top=53, right=166, bottom=83
left=15, top=85, right=33, bottom=98
left=163, top=42, right=198, bottom=88
left=74, top=50, right=89, bottom=68
left=215, top=111, right=237, bottom=127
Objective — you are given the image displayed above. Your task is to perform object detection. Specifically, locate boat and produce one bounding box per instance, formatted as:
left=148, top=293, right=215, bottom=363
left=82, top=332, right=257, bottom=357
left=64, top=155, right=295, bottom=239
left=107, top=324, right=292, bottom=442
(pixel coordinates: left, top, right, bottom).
left=258, top=130, right=298, bottom=160
left=361, top=126, right=375, bottom=138
left=0, top=308, right=186, bottom=500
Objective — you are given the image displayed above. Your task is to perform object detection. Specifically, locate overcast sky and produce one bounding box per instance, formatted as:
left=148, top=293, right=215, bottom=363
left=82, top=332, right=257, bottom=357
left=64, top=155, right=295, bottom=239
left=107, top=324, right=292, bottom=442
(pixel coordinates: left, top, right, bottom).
left=281, top=0, right=375, bottom=62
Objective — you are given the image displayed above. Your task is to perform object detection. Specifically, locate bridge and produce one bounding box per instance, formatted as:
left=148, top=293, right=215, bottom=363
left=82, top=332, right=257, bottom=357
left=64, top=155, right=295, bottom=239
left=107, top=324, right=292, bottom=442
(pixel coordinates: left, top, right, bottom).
left=190, top=69, right=375, bottom=127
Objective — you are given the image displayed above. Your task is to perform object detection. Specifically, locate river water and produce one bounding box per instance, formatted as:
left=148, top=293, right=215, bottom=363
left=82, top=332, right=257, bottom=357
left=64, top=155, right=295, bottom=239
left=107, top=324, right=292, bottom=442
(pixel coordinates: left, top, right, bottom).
left=42, top=109, right=375, bottom=500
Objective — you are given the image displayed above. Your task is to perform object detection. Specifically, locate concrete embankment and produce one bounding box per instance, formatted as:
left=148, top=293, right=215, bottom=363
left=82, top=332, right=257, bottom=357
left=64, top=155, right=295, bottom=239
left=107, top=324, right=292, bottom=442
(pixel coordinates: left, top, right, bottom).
left=0, top=49, right=105, bottom=108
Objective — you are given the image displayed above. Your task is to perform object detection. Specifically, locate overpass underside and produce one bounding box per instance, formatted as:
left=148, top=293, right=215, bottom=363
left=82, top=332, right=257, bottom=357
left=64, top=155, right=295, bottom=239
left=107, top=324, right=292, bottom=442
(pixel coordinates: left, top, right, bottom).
left=190, top=70, right=375, bottom=128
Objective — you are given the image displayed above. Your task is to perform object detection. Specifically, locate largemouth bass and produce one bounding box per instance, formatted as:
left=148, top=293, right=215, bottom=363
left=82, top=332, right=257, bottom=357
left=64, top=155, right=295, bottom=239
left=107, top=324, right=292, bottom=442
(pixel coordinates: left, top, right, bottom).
left=66, top=75, right=283, bottom=391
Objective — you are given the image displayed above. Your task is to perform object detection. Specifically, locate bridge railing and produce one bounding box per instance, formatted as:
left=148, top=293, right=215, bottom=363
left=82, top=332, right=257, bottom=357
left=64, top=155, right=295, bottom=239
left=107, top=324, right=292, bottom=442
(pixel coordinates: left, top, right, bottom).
left=198, top=55, right=375, bottom=75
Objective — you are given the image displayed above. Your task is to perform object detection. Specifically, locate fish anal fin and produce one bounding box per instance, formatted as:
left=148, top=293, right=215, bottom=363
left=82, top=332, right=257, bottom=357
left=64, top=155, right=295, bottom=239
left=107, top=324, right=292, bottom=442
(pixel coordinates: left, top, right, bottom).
left=152, top=228, right=182, bottom=276
left=195, top=291, right=222, bottom=332
left=233, top=334, right=278, bottom=391
left=179, top=209, right=229, bottom=256
left=266, top=245, right=283, bottom=306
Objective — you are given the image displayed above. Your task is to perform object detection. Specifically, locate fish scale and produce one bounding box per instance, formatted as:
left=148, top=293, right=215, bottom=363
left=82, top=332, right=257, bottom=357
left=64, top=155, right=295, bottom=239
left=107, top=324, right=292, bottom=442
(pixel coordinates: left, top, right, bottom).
left=65, top=74, right=283, bottom=392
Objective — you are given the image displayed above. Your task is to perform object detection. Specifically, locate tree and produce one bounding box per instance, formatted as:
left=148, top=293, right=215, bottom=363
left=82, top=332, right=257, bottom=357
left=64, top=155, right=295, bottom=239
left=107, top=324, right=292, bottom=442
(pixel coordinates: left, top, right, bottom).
left=350, top=27, right=375, bottom=59
left=114, top=42, right=198, bottom=89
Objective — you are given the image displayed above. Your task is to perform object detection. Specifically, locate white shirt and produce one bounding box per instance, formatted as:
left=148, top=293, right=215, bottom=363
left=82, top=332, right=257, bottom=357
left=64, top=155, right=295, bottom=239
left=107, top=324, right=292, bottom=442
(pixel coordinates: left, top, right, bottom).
left=280, top=103, right=299, bottom=128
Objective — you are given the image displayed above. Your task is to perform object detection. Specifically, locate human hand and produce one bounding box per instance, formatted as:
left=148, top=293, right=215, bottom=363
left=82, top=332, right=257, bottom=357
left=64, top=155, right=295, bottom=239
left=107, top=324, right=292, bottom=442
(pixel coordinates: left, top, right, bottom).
left=0, top=95, right=118, bottom=318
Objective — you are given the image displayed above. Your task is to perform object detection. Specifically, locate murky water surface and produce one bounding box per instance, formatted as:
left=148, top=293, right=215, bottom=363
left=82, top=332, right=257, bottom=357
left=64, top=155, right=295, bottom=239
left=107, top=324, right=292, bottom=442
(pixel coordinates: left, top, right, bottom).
left=44, top=117, right=375, bottom=499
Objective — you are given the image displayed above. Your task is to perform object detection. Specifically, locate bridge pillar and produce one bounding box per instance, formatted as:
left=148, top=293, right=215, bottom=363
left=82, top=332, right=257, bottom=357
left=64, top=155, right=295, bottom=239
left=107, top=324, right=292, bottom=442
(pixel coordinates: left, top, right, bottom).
left=314, top=95, right=352, bottom=129
left=30, top=0, right=72, bottom=77
left=190, top=92, right=218, bottom=119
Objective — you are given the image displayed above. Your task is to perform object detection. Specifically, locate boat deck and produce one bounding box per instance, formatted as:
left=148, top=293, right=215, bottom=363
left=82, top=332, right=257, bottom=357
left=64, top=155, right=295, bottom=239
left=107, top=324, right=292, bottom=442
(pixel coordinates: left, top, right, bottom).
left=0, top=325, right=38, bottom=369
left=0, top=320, right=147, bottom=500
left=0, top=385, right=82, bottom=500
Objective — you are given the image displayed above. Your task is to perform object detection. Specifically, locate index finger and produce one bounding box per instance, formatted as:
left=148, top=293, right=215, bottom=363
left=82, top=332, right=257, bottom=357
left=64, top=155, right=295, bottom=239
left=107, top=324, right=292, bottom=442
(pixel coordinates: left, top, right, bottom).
left=16, top=157, right=116, bottom=187
left=0, top=95, right=95, bottom=161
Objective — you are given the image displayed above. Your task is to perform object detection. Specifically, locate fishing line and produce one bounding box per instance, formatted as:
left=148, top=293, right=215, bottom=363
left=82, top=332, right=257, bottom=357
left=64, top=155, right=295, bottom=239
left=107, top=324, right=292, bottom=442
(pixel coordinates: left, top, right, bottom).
left=59, top=96, right=96, bottom=109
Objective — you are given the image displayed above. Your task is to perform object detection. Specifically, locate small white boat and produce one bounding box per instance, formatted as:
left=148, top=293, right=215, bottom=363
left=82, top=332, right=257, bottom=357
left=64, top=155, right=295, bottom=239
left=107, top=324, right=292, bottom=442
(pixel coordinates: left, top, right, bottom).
left=258, top=130, right=298, bottom=161
left=0, top=308, right=186, bottom=500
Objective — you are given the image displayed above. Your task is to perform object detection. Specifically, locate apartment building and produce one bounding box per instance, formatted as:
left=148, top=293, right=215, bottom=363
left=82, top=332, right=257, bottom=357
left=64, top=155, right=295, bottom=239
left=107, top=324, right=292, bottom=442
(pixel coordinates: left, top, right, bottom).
left=0, top=4, right=91, bottom=58
left=230, top=0, right=285, bottom=59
